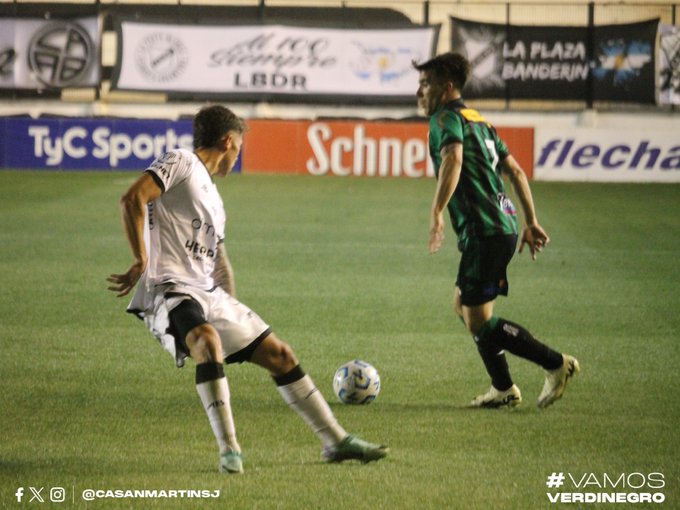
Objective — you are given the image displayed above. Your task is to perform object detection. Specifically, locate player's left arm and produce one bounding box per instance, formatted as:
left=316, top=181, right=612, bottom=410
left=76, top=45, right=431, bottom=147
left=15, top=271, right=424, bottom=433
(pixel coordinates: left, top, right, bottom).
left=213, top=243, right=236, bottom=296
left=429, top=142, right=463, bottom=254
left=500, top=155, right=550, bottom=261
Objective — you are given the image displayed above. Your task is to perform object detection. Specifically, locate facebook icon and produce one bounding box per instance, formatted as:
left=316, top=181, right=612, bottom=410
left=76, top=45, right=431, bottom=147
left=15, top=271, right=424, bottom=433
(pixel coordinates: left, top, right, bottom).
left=15, top=487, right=24, bottom=502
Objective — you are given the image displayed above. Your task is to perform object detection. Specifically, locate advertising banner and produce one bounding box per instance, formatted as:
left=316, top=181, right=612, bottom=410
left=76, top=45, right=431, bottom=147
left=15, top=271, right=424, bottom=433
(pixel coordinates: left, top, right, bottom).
left=243, top=120, right=434, bottom=178
left=450, top=17, right=657, bottom=104
left=0, top=116, right=216, bottom=171
left=0, top=116, right=530, bottom=176
left=659, top=24, right=680, bottom=105
left=112, top=22, right=438, bottom=102
left=0, top=17, right=100, bottom=90
left=242, top=119, right=534, bottom=179
left=534, top=127, right=680, bottom=182
left=451, top=18, right=588, bottom=100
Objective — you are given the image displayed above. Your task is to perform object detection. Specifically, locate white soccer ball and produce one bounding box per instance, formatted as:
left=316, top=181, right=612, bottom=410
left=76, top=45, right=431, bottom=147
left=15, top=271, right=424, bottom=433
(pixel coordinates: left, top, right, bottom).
left=332, top=359, right=381, bottom=405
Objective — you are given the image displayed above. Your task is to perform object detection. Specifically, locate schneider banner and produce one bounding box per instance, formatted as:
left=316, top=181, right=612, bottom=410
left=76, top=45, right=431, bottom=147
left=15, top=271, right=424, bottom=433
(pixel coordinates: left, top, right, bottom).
left=0, top=116, right=240, bottom=171
left=534, top=128, right=680, bottom=182
left=111, top=22, right=438, bottom=102
left=0, top=17, right=100, bottom=90
left=451, top=17, right=657, bottom=104
left=241, top=119, right=534, bottom=179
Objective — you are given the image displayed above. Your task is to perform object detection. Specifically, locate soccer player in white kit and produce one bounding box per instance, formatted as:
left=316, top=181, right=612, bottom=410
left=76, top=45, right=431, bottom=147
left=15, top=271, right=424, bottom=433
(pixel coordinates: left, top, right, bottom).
left=108, top=105, right=387, bottom=473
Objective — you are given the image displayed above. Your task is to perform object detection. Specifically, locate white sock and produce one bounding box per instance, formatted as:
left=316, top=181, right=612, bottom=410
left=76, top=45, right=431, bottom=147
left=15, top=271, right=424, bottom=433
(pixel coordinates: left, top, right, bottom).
left=277, top=374, right=346, bottom=448
left=196, top=375, right=240, bottom=455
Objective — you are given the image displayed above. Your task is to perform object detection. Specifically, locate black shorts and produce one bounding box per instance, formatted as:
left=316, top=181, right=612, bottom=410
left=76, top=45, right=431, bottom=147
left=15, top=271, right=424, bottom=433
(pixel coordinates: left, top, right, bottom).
left=167, top=294, right=269, bottom=365
left=456, top=234, right=518, bottom=306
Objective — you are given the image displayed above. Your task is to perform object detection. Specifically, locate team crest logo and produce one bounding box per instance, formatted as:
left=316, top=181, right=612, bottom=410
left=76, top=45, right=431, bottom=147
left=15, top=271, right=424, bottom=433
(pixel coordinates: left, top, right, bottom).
left=456, top=25, right=505, bottom=96
left=135, top=32, right=188, bottom=83
left=28, top=22, right=94, bottom=88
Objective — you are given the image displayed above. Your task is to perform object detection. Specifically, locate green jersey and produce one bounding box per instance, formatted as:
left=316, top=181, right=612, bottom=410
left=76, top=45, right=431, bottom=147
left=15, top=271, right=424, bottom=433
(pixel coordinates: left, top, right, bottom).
left=428, top=99, right=518, bottom=243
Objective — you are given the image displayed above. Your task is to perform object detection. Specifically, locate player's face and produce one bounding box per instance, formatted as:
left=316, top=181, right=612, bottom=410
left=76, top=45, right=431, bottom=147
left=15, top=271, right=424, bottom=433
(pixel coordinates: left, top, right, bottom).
left=417, top=71, right=447, bottom=116
left=217, top=132, right=243, bottom=177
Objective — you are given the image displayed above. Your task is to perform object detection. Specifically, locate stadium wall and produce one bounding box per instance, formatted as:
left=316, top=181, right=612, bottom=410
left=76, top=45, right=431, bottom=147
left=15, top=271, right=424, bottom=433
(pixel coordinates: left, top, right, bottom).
left=1, top=112, right=678, bottom=182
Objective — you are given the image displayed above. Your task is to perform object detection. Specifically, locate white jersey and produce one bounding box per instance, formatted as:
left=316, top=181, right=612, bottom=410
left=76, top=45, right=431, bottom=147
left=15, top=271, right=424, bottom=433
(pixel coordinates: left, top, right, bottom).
left=126, top=149, right=270, bottom=368
left=144, top=148, right=225, bottom=291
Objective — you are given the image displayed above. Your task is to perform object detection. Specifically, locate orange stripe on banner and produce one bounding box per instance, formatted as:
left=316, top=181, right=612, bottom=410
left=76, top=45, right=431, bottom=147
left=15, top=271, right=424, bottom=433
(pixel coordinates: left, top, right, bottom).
left=241, top=119, right=312, bottom=174
left=497, top=127, right=534, bottom=180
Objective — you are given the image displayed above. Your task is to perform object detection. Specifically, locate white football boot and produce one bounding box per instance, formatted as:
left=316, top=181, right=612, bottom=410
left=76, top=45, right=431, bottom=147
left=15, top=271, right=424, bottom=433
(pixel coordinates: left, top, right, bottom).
left=537, top=354, right=580, bottom=409
left=471, top=384, right=522, bottom=408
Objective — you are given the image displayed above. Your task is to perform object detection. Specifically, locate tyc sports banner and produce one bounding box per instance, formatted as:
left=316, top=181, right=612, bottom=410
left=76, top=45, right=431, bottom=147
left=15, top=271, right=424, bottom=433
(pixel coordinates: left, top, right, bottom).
left=111, top=22, right=439, bottom=102
left=0, top=17, right=100, bottom=90
left=0, top=116, right=204, bottom=171
left=450, top=17, right=657, bottom=104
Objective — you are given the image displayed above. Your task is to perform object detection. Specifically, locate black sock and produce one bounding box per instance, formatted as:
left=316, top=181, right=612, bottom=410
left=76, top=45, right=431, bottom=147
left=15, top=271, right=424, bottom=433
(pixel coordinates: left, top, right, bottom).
left=474, top=327, right=513, bottom=391
left=195, top=362, right=224, bottom=384
left=272, top=365, right=306, bottom=386
left=484, top=317, right=563, bottom=370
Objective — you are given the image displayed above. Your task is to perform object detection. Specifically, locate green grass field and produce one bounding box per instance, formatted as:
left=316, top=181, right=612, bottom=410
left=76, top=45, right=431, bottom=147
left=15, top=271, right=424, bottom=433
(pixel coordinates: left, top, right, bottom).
left=1, top=171, right=678, bottom=509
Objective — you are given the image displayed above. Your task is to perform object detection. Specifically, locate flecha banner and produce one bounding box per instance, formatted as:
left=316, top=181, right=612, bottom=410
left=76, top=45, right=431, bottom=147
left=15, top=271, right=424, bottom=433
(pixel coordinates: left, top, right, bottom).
left=0, top=17, right=100, bottom=90
left=534, top=127, right=680, bottom=182
left=111, top=21, right=439, bottom=103
left=450, top=17, right=657, bottom=104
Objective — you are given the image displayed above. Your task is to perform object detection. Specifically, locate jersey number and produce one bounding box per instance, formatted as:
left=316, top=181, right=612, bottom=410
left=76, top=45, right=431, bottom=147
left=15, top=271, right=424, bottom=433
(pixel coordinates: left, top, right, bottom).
left=485, top=139, right=499, bottom=172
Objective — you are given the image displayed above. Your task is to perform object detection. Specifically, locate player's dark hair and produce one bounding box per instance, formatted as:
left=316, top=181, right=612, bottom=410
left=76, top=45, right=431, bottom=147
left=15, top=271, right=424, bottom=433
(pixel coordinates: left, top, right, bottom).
left=193, top=105, right=247, bottom=149
left=412, top=52, right=471, bottom=91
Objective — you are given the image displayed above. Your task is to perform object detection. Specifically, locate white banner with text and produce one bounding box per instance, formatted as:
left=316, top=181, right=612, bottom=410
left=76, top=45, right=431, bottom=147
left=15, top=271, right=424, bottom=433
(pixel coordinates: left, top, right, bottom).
left=112, top=22, right=438, bottom=101
left=535, top=128, right=680, bottom=182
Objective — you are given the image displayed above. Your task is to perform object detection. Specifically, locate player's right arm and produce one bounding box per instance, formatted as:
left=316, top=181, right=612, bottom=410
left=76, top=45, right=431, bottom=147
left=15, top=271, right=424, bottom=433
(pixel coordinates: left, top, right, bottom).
left=107, top=173, right=162, bottom=297
left=429, top=142, right=462, bottom=254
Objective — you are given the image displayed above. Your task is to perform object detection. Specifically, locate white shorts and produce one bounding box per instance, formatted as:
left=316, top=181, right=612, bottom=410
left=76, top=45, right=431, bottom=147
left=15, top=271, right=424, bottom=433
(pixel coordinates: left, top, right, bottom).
left=129, top=280, right=270, bottom=368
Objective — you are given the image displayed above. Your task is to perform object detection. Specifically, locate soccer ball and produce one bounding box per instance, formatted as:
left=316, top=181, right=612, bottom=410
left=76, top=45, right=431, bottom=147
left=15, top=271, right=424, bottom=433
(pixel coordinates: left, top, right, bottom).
left=332, top=359, right=381, bottom=405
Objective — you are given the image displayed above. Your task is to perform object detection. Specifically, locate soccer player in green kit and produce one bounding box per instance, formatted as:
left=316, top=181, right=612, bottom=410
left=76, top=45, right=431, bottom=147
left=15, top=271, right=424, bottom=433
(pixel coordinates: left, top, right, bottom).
left=414, top=52, right=580, bottom=408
